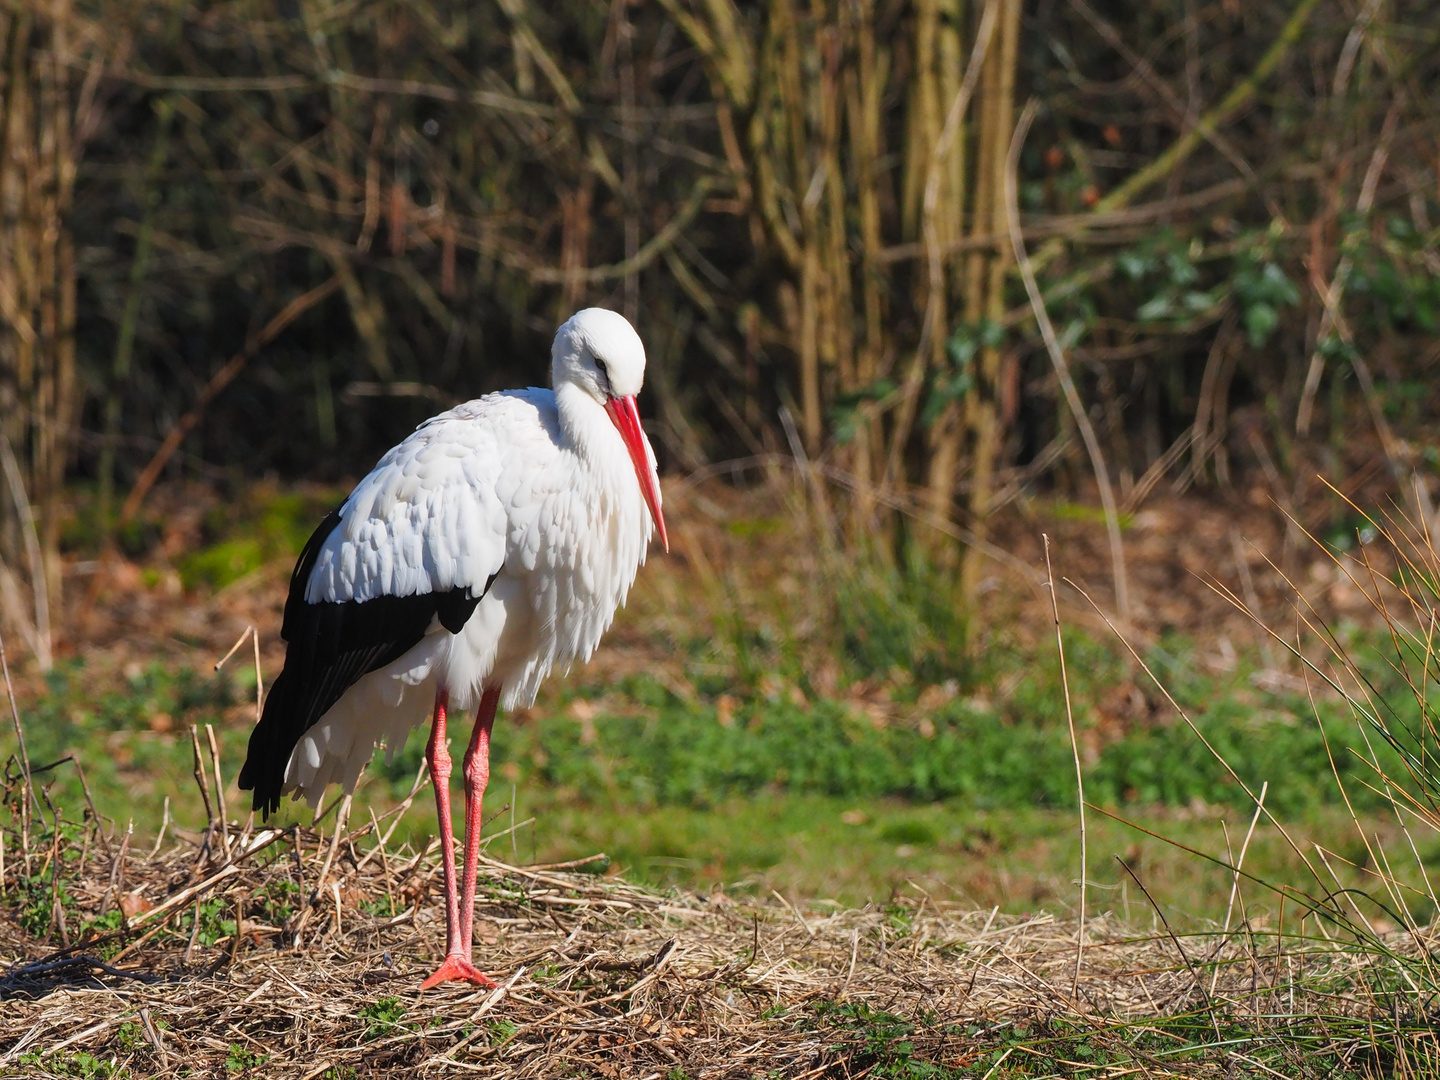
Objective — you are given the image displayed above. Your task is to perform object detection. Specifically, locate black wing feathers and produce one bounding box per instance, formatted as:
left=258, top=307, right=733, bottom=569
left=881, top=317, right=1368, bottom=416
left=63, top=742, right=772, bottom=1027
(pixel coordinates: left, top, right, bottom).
left=281, top=506, right=342, bottom=642
left=436, top=570, right=497, bottom=633
left=237, top=507, right=497, bottom=816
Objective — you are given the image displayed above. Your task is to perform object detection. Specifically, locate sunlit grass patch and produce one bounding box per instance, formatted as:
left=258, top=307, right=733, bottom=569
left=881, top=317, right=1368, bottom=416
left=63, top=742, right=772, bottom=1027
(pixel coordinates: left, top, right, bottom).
left=176, top=487, right=342, bottom=591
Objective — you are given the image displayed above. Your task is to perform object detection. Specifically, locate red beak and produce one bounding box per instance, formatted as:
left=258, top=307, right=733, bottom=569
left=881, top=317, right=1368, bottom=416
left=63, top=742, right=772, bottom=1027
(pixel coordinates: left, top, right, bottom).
left=604, top=395, right=668, bottom=553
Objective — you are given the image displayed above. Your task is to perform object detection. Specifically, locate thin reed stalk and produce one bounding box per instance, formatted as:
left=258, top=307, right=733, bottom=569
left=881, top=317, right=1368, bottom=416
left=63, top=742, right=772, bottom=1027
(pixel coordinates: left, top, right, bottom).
left=1044, top=534, right=1087, bottom=1000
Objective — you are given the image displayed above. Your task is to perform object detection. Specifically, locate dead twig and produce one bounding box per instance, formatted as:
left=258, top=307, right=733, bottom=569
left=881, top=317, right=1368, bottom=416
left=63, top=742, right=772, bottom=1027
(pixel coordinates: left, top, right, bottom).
left=189, top=724, right=215, bottom=873
left=204, top=724, right=230, bottom=862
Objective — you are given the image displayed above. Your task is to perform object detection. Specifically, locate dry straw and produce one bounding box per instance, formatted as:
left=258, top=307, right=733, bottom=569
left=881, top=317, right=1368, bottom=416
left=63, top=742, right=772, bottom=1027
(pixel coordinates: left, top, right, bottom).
left=1, top=766, right=1436, bottom=1075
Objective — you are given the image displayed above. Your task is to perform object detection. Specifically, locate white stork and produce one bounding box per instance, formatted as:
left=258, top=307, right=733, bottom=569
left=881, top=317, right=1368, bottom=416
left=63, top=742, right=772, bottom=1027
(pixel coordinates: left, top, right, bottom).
left=237, top=308, right=667, bottom=989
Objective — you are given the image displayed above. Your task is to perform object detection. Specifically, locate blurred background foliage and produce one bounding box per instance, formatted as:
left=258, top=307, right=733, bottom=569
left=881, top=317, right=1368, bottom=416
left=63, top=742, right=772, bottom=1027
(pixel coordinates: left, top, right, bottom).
left=0, top=0, right=1437, bottom=656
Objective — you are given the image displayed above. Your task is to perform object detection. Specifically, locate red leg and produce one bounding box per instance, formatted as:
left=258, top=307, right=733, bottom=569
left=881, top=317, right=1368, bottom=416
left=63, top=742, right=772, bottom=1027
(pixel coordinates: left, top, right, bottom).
left=425, top=689, right=460, bottom=956
left=460, top=685, right=501, bottom=955
left=419, top=687, right=490, bottom=990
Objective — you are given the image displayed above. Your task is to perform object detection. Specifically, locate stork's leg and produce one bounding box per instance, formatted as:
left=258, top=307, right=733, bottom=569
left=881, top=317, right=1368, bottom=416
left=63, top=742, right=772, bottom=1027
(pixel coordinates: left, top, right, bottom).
left=426, top=689, right=461, bottom=954
left=459, top=685, right=501, bottom=956
left=419, top=687, right=491, bottom=990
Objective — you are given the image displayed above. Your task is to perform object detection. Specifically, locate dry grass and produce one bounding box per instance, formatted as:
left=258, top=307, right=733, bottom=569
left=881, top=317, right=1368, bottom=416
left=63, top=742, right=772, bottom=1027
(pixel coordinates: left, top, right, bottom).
left=2, top=779, right=1437, bottom=1079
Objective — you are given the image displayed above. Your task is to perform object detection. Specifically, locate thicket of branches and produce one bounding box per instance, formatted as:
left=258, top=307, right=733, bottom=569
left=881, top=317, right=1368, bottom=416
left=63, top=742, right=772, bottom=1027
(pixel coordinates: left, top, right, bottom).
left=1, top=0, right=1437, bottom=652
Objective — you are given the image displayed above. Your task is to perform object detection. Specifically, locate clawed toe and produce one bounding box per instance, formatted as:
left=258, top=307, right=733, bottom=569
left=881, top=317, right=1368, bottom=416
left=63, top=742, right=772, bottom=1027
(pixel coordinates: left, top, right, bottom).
left=420, top=954, right=497, bottom=990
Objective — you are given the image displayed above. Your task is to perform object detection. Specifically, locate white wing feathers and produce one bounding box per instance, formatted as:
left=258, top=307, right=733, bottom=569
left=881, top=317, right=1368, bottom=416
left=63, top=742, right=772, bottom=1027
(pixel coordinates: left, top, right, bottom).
left=305, top=392, right=557, bottom=606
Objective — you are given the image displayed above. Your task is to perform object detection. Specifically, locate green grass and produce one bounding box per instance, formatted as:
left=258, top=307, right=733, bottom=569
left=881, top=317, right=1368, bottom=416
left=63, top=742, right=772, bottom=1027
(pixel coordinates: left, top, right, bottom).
left=12, top=658, right=248, bottom=833
left=15, top=480, right=1439, bottom=932
left=7, top=623, right=1433, bottom=928
left=426, top=669, right=1415, bottom=818
left=491, top=790, right=1421, bottom=923
left=176, top=487, right=341, bottom=591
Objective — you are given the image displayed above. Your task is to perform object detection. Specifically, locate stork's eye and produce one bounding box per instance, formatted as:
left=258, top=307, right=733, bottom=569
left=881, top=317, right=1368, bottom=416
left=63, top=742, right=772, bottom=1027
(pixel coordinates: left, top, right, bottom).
left=595, top=357, right=611, bottom=388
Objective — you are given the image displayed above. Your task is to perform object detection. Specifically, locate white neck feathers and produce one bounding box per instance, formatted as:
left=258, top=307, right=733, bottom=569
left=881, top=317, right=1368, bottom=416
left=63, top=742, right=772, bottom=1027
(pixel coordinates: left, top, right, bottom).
left=554, top=380, right=618, bottom=466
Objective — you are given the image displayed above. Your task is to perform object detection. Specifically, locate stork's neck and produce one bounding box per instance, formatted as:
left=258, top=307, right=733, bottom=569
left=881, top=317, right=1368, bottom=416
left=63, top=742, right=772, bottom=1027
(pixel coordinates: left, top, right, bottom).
left=554, top=381, right=617, bottom=465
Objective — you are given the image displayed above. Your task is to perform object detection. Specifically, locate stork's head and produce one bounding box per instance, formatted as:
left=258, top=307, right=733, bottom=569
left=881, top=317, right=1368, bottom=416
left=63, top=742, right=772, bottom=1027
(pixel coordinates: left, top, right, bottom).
left=552, top=308, right=668, bottom=552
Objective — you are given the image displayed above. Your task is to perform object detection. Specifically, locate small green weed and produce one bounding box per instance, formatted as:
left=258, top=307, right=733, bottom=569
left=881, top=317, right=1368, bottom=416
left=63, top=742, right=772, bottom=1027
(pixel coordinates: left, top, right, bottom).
left=7, top=838, right=83, bottom=943
left=80, top=908, right=125, bottom=959
left=253, top=879, right=301, bottom=922
left=83, top=908, right=124, bottom=936
left=15, top=1051, right=121, bottom=1079
left=486, top=1018, right=520, bottom=1046
left=810, top=1000, right=960, bottom=1079
left=13, top=875, right=62, bottom=939
left=881, top=904, right=913, bottom=936
left=358, top=997, right=407, bottom=1041
left=225, top=1044, right=268, bottom=1073
left=359, top=894, right=398, bottom=918
left=113, top=1023, right=144, bottom=1054
left=177, top=897, right=235, bottom=948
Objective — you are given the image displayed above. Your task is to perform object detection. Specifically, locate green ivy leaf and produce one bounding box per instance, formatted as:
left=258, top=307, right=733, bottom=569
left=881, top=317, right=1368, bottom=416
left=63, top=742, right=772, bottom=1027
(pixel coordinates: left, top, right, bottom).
left=1164, top=251, right=1199, bottom=288
left=945, top=330, right=978, bottom=368
left=1243, top=301, right=1278, bottom=346
left=1117, top=250, right=1152, bottom=280
left=978, top=318, right=1006, bottom=349
left=1414, top=296, right=1436, bottom=332
left=1318, top=334, right=1355, bottom=362
left=1136, top=294, right=1174, bottom=321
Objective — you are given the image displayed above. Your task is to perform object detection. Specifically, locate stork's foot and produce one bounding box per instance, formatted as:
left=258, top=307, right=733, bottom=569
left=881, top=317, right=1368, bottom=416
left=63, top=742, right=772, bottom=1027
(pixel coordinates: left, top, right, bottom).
left=420, top=954, right=496, bottom=990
